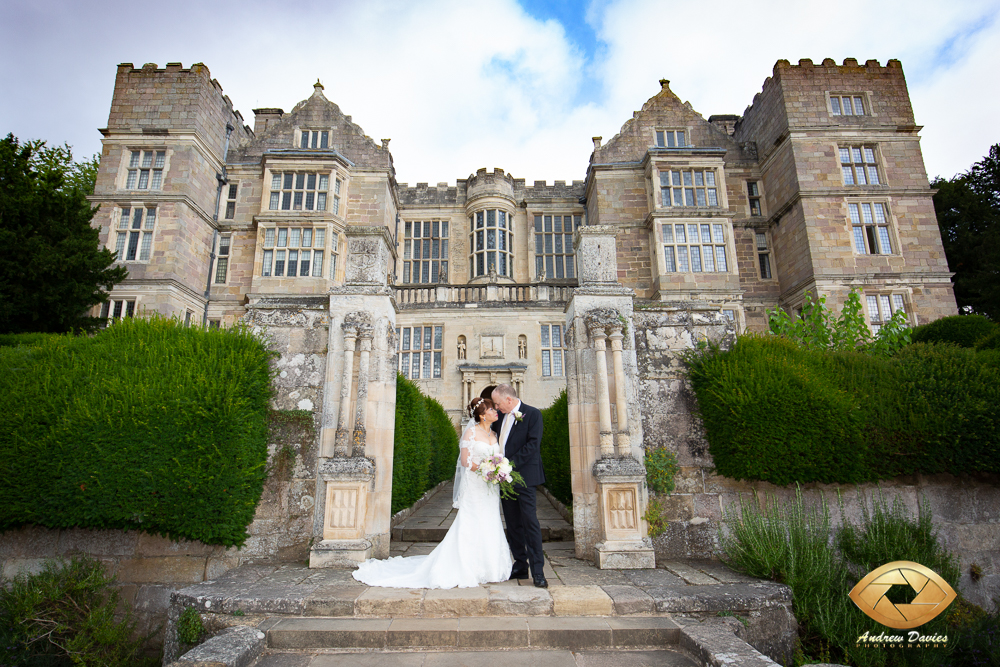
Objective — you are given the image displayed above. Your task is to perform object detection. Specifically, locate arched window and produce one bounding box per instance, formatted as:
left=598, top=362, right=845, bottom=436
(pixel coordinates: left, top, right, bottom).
left=469, top=209, right=513, bottom=278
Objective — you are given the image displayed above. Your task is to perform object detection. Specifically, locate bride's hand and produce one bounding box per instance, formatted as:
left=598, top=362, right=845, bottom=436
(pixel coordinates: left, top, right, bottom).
left=470, top=462, right=479, bottom=471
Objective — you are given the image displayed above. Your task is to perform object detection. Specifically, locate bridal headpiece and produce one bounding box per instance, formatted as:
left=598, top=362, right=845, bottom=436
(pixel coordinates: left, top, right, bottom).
left=468, top=397, right=485, bottom=417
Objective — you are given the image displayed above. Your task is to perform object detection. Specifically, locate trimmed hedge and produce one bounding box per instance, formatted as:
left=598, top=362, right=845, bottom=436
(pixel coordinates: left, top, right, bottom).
left=910, top=313, right=997, bottom=348
left=539, top=390, right=571, bottom=504
left=0, top=317, right=273, bottom=546
left=687, top=335, right=1000, bottom=485
left=391, top=375, right=459, bottom=514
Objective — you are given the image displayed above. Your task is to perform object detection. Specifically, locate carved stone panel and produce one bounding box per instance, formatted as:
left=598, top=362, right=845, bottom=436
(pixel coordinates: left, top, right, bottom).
left=600, top=482, right=644, bottom=542
left=323, top=482, right=369, bottom=540
left=480, top=335, right=505, bottom=359
left=575, top=226, right=620, bottom=284
left=345, top=234, right=390, bottom=286
left=608, top=489, right=637, bottom=531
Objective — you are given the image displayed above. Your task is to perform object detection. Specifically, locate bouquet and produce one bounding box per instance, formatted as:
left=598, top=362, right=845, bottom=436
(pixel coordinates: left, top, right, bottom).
left=475, top=454, right=526, bottom=500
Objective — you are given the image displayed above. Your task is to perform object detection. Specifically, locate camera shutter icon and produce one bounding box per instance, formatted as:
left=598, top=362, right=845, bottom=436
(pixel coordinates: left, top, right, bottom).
left=848, top=561, right=957, bottom=630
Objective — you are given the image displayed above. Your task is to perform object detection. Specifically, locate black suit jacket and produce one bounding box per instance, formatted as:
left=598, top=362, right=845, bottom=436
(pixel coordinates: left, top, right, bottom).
left=493, top=402, right=546, bottom=487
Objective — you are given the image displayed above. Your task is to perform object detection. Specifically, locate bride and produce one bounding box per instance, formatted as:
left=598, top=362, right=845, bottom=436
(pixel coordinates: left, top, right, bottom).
left=352, top=397, right=513, bottom=588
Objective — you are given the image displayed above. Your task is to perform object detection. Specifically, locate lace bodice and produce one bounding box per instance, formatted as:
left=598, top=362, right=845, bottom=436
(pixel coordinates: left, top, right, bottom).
left=460, top=436, right=499, bottom=465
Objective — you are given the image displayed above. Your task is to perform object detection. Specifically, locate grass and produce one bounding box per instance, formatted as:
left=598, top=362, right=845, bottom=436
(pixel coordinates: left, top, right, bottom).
left=719, top=487, right=999, bottom=667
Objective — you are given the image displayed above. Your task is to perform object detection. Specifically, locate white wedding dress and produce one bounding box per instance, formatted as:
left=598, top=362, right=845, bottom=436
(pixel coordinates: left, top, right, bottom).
left=352, top=432, right=512, bottom=588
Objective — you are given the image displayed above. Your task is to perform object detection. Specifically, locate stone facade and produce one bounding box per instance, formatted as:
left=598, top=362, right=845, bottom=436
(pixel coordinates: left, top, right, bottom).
left=90, top=58, right=955, bottom=415
left=84, top=59, right=968, bottom=575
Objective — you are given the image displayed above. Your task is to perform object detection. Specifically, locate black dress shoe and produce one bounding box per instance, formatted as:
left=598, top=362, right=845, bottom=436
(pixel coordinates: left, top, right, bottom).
left=511, top=567, right=529, bottom=580
left=533, top=575, right=548, bottom=588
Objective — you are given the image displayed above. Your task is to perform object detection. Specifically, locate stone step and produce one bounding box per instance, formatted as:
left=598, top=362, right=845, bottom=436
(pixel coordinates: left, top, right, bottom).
left=392, top=525, right=574, bottom=542
left=252, top=647, right=698, bottom=666
left=262, top=616, right=681, bottom=651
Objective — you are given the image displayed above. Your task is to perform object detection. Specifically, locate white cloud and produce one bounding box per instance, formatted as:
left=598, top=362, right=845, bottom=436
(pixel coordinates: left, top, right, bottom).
left=0, top=0, right=997, bottom=183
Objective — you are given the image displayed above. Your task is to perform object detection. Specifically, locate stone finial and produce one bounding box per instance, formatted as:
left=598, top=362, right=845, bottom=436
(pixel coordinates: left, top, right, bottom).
left=659, top=79, right=670, bottom=90
left=314, top=79, right=325, bottom=92
left=592, top=136, right=602, bottom=149
left=381, top=138, right=390, bottom=150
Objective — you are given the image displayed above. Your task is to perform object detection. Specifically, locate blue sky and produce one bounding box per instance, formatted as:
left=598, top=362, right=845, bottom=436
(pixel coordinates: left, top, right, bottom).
left=1, top=0, right=997, bottom=183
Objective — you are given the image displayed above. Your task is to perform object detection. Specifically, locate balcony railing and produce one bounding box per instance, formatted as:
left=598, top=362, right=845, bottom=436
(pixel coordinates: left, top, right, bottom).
left=394, top=283, right=574, bottom=306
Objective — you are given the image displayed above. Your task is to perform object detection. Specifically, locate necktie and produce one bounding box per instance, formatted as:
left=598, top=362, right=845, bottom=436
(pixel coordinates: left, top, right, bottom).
left=500, top=412, right=513, bottom=456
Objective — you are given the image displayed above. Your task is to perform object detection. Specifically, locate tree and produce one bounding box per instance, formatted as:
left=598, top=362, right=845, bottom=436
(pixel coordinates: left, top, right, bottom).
left=932, top=144, right=1000, bottom=321
left=0, top=134, right=127, bottom=334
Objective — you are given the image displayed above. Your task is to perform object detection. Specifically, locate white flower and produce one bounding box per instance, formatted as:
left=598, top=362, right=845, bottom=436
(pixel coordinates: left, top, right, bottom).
left=513, top=410, right=523, bottom=422
left=499, top=461, right=513, bottom=476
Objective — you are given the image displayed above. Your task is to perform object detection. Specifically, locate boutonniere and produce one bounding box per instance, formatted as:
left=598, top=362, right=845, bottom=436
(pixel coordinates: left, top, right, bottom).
left=513, top=410, right=524, bottom=423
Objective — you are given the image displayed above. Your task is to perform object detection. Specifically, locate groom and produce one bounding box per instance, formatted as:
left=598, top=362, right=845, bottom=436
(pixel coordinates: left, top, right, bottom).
left=491, top=384, right=547, bottom=588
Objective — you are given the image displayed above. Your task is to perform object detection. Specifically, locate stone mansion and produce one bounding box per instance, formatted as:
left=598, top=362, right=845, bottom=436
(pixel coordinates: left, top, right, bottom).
left=91, top=58, right=957, bottom=421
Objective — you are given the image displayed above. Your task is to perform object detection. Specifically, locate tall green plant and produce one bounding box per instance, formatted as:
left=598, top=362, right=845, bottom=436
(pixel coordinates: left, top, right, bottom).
left=539, top=390, right=571, bottom=504
left=768, top=288, right=911, bottom=356
left=720, top=489, right=976, bottom=667
left=0, top=557, right=158, bottom=667
left=391, top=374, right=431, bottom=514
left=0, top=317, right=273, bottom=546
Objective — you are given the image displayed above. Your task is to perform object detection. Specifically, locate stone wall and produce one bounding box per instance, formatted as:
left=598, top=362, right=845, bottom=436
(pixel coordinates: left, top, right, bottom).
left=633, top=309, right=1000, bottom=611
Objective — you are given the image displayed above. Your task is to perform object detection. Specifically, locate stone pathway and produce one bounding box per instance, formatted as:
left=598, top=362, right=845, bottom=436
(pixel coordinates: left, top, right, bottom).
left=391, top=481, right=574, bottom=542
left=166, top=484, right=798, bottom=666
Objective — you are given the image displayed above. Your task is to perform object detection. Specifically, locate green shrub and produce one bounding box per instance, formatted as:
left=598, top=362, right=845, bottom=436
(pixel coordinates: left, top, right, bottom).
left=390, top=375, right=459, bottom=514
left=767, top=287, right=912, bottom=356
left=425, top=395, right=460, bottom=490
left=539, top=390, right=571, bottom=505
left=176, top=606, right=206, bottom=646
left=645, top=447, right=680, bottom=495
left=721, top=488, right=970, bottom=667
left=910, top=314, right=997, bottom=348
left=0, top=332, right=65, bottom=348
left=687, top=335, right=1000, bottom=485
left=975, top=327, right=1000, bottom=350
left=0, top=316, right=273, bottom=546
left=688, top=336, right=867, bottom=485
left=391, top=374, right=431, bottom=514
left=0, top=556, right=158, bottom=667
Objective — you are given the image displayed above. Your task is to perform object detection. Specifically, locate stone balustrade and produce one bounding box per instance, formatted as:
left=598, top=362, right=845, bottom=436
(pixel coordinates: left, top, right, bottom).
left=394, top=283, right=574, bottom=306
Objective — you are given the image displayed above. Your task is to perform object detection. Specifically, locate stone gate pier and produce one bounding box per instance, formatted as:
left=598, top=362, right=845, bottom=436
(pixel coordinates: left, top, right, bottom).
left=310, top=226, right=398, bottom=567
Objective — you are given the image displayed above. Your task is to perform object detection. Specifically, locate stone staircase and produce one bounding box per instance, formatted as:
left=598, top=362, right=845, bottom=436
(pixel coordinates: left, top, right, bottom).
left=164, top=556, right=795, bottom=667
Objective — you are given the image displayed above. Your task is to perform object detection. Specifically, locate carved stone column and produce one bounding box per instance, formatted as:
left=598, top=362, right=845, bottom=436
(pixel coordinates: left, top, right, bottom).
left=352, top=324, right=373, bottom=457
left=335, top=321, right=359, bottom=457
left=312, top=225, right=398, bottom=568
left=589, top=324, right=615, bottom=459
left=564, top=223, right=651, bottom=568
left=511, top=371, right=525, bottom=397
left=608, top=326, right=630, bottom=457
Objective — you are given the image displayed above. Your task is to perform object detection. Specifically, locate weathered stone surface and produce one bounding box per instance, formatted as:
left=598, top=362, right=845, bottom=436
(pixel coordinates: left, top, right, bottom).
left=118, top=556, right=207, bottom=584
left=267, top=618, right=390, bottom=649
left=661, top=561, right=721, bottom=585
left=601, top=585, right=656, bottom=614
left=679, top=618, right=780, bottom=667
left=647, top=583, right=793, bottom=614
left=486, top=585, right=553, bottom=616
left=172, top=625, right=265, bottom=667
left=386, top=618, right=459, bottom=647
left=607, top=617, right=681, bottom=646
left=423, top=586, right=489, bottom=617
left=457, top=617, right=529, bottom=647
left=550, top=585, right=614, bottom=616
left=303, top=584, right=366, bottom=616
left=355, top=587, right=425, bottom=617
left=527, top=617, right=613, bottom=648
